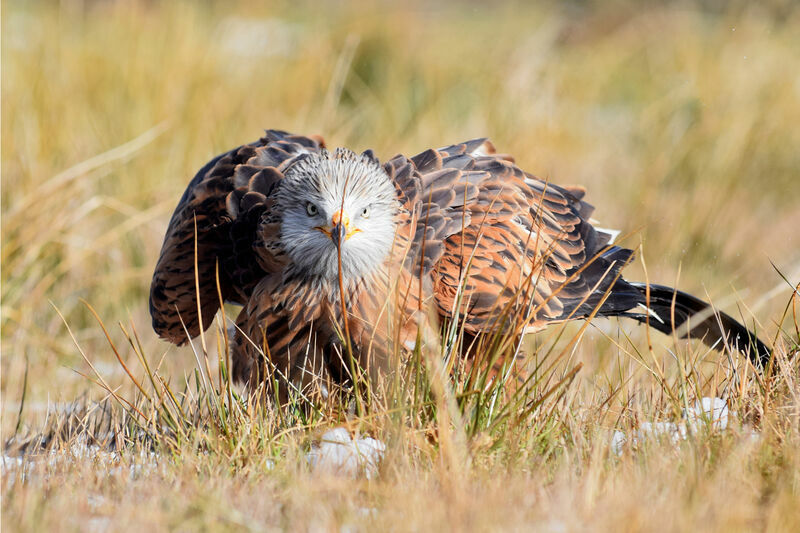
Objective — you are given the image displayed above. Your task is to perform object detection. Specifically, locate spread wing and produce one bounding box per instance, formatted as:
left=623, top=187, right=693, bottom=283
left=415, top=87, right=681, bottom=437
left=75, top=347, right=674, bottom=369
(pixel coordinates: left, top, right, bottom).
left=149, top=130, right=325, bottom=344
left=393, top=138, right=629, bottom=334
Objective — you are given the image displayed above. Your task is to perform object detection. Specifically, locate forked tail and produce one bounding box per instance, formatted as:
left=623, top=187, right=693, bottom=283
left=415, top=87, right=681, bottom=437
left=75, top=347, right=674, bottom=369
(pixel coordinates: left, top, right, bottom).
left=605, top=281, right=772, bottom=370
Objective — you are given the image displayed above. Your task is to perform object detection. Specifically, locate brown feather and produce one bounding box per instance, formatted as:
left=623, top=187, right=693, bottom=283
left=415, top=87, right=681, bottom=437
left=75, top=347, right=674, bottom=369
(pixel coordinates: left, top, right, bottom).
left=152, top=129, right=771, bottom=392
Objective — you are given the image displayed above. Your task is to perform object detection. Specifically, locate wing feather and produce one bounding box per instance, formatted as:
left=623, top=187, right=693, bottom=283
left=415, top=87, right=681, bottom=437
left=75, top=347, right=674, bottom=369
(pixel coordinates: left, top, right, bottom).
left=394, top=138, right=625, bottom=334
left=149, top=130, right=325, bottom=344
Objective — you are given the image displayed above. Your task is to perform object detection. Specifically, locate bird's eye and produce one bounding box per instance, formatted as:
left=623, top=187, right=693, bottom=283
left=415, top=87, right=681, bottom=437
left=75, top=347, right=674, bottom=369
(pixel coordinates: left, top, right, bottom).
left=361, top=206, right=370, bottom=218
left=306, top=202, right=318, bottom=216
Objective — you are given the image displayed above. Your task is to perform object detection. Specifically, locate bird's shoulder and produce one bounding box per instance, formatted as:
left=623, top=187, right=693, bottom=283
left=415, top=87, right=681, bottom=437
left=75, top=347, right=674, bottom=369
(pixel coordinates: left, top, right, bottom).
left=219, top=130, right=330, bottom=286
left=149, top=130, right=325, bottom=343
left=383, top=137, right=596, bottom=278
left=382, top=137, right=620, bottom=331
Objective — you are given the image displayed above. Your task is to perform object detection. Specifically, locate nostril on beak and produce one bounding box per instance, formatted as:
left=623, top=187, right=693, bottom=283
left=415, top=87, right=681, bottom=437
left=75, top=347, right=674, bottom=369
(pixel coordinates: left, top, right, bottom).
left=329, top=209, right=350, bottom=248
left=331, top=222, right=346, bottom=248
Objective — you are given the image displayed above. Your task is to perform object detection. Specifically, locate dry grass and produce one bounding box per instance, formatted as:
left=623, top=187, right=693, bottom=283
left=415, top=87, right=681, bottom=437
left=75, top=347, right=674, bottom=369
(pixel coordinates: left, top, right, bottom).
left=2, top=1, right=800, bottom=531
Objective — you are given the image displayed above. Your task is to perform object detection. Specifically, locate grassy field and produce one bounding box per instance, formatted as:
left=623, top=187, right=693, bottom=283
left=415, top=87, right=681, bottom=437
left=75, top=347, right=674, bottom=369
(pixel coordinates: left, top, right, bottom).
left=2, top=1, right=800, bottom=531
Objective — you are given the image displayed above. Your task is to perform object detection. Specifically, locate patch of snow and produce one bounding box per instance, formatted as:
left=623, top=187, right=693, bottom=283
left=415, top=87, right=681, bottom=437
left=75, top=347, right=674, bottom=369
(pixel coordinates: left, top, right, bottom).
left=2, top=442, right=162, bottom=487
left=637, top=421, right=686, bottom=444
left=306, top=428, right=385, bottom=480
left=610, top=430, right=627, bottom=456
left=610, top=397, right=750, bottom=456
left=684, top=397, right=729, bottom=431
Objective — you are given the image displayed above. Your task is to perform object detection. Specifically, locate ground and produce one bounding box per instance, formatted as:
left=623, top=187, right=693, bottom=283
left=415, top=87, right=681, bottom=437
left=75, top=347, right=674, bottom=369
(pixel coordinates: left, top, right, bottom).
left=2, top=1, right=800, bottom=531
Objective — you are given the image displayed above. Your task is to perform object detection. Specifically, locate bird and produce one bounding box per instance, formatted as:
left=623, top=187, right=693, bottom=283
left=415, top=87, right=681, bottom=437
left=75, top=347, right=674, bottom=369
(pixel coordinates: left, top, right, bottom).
left=150, top=129, right=771, bottom=396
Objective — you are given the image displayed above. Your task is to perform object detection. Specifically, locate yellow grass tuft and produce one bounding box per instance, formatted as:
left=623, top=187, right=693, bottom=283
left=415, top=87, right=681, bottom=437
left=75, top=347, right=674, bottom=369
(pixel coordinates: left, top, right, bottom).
left=2, top=1, right=799, bottom=531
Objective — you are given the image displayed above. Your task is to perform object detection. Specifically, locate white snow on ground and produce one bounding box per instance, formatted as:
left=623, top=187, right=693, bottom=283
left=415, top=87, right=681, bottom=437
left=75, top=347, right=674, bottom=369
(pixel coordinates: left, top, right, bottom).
left=610, top=397, right=751, bottom=455
left=306, top=427, right=386, bottom=480
left=3, top=428, right=387, bottom=484
left=684, top=397, right=729, bottom=430
left=1, top=438, right=161, bottom=487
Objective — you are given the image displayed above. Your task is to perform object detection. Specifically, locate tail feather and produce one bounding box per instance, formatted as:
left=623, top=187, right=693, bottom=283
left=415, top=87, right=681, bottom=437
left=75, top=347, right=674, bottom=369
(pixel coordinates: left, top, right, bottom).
left=603, top=282, right=771, bottom=370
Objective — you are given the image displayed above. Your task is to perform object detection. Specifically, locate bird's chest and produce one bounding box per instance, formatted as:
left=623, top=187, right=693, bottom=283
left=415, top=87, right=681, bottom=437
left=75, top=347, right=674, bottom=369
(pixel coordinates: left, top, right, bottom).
left=314, top=270, right=439, bottom=362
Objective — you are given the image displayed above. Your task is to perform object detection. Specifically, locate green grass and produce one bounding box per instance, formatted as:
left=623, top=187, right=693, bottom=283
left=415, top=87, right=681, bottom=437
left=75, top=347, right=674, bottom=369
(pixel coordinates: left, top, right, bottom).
left=2, top=1, right=800, bottom=531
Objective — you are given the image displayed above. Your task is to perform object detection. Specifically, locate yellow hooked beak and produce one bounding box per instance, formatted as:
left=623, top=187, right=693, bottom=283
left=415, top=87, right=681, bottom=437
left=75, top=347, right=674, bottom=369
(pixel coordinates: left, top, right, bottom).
left=315, top=209, right=361, bottom=247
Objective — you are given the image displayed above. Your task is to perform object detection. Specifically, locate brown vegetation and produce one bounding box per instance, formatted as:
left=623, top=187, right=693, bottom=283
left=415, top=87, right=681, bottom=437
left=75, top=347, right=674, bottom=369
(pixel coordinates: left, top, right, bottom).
left=2, top=1, right=799, bottom=531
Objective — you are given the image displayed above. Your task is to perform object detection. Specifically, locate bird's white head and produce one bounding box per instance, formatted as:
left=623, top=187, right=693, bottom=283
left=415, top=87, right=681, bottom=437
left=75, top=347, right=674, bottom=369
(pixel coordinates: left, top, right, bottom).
left=276, top=148, right=399, bottom=282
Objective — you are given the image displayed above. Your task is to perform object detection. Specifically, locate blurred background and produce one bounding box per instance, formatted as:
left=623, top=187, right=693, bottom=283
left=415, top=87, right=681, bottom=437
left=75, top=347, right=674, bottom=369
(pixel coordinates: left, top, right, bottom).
left=3, top=0, right=799, bottom=424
